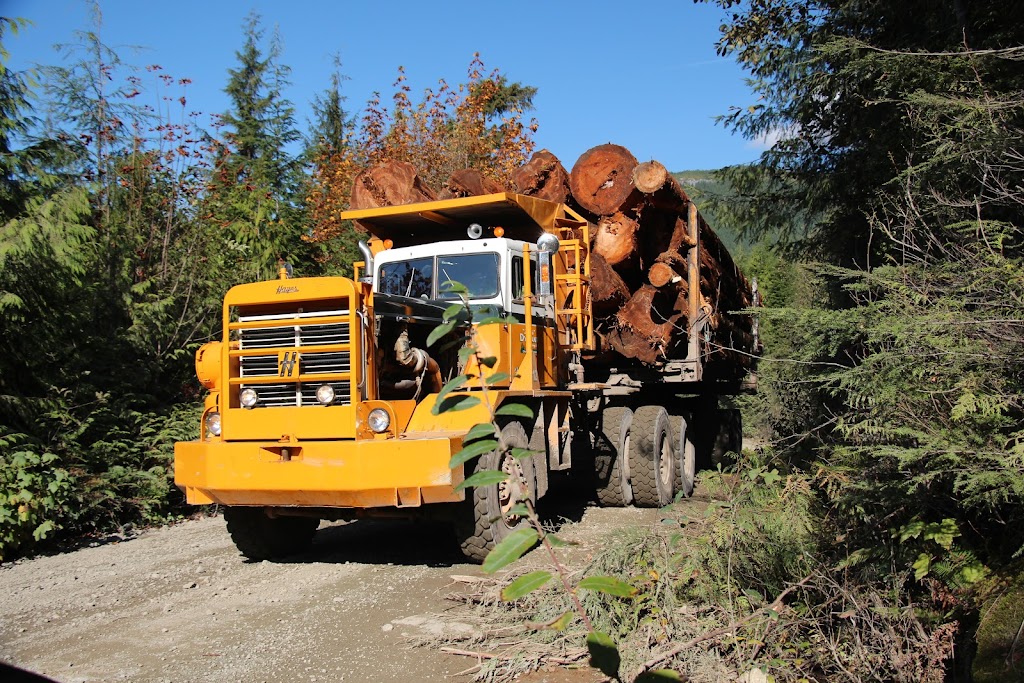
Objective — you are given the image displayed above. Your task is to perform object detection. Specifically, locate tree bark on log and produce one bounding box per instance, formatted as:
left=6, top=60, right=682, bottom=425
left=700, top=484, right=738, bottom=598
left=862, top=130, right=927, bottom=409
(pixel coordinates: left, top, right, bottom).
left=589, top=253, right=632, bottom=317
left=512, top=149, right=570, bottom=204
left=438, top=169, right=504, bottom=199
left=569, top=144, right=642, bottom=216
left=350, top=161, right=438, bottom=210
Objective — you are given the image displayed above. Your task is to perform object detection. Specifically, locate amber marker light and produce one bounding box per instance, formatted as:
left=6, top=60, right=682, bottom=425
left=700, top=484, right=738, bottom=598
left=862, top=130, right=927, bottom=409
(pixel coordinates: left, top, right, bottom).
left=493, top=226, right=505, bottom=237
left=383, top=239, right=393, bottom=249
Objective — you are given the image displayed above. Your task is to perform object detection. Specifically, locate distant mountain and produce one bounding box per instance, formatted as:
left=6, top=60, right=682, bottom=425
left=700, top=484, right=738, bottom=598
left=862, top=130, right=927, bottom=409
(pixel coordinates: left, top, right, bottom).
left=672, top=169, right=748, bottom=258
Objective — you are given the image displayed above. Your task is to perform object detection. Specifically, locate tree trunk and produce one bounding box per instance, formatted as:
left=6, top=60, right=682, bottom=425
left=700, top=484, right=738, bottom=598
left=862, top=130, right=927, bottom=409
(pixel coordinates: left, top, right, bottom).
left=438, top=168, right=505, bottom=199
left=512, top=149, right=570, bottom=204
left=349, top=161, right=438, bottom=210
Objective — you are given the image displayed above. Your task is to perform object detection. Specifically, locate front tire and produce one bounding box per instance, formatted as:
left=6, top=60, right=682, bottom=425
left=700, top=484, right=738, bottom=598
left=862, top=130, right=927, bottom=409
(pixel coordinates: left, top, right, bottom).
left=223, top=507, right=319, bottom=561
left=458, top=421, right=537, bottom=563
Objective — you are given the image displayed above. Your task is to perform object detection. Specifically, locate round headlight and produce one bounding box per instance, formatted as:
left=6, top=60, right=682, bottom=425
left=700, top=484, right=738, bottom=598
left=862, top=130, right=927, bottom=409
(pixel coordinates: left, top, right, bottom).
left=367, top=408, right=391, bottom=433
left=204, top=411, right=222, bottom=437
left=239, top=388, right=258, bottom=408
left=316, top=384, right=336, bottom=405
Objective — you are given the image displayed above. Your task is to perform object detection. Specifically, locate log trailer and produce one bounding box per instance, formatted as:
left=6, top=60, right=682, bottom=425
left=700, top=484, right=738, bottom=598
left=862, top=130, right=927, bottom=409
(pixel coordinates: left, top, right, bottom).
left=174, top=193, right=758, bottom=562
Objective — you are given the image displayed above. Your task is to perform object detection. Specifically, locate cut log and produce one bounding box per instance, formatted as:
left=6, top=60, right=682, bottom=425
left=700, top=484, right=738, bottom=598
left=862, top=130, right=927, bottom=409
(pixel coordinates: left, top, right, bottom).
left=592, top=212, right=639, bottom=267
left=604, top=285, right=689, bottom=364
left=589, top=253, right=632, bottom=316
left=350, top=161, right=437, bottom=210
left=631, top=160, right=693, bottom=213
left=569, top=144, right=642, bottom=216
left=512, top=149, right=570, bottom=204
left=439, top=169, right=505, bottom=199
left=648, top=261, right=683, bottom=288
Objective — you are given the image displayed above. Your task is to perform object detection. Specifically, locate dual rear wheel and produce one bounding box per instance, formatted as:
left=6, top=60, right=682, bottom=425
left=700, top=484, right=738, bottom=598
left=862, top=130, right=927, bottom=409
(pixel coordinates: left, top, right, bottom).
left=595, top=405, right=696, bottom=508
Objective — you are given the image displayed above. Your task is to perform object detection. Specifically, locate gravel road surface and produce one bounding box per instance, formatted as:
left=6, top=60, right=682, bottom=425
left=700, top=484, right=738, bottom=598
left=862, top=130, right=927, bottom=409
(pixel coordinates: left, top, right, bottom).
left=0, top=495, right=660, bottom=683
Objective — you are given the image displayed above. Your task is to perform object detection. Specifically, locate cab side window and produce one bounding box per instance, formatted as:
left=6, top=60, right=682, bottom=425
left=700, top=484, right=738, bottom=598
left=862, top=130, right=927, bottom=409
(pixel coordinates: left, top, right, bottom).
left=511, top=255, right=537, bottom=301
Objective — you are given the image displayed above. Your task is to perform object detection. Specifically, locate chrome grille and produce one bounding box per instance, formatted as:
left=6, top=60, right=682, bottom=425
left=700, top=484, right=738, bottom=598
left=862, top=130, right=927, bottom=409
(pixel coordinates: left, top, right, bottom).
left=235, top=308, right=352, bottom=407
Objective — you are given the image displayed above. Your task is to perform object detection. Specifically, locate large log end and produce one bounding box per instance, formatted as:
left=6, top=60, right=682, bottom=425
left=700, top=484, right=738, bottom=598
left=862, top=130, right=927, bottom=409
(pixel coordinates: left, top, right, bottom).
left=569, top=143, right=641, bottom=216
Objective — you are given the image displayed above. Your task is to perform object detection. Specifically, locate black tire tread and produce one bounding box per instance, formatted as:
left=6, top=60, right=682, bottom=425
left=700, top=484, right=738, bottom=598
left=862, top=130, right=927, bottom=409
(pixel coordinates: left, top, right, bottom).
left=631, top=405, right=673, bottom=507
left=458, top=421, right=535, bottom=563
left=595, top=407, right=632, bottom=507
left=671, top=414, right=696, bottom=499
left=223, top=507, right=318, bottom=561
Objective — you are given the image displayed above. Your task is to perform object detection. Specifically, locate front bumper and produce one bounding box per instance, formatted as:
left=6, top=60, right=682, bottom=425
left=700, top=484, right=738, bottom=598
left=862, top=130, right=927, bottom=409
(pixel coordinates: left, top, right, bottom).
left=174, top=436, right=465, bottom=508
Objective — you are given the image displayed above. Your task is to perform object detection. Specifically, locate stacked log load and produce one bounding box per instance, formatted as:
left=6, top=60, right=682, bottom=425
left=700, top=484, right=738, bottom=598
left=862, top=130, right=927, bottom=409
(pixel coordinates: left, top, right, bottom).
left=348, top=144, right=759, bottom=377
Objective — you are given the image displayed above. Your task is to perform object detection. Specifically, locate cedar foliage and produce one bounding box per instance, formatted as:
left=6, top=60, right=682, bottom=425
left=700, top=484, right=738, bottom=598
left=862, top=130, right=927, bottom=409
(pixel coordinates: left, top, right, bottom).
left=697, top=0, right=1024, bottom=674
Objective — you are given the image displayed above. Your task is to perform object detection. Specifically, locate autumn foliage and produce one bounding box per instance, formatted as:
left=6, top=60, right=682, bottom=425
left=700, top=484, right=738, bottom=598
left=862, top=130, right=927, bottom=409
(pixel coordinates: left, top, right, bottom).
left=305, top=54, right=537, bottom=245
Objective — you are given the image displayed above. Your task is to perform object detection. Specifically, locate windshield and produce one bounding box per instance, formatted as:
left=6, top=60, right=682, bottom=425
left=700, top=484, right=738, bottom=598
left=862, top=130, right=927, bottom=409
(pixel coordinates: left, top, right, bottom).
left=436, top=254, right=500, bottom=299
left=377, top=253, right=500, bottom=300
left=378, top=257, right=433, bottom=298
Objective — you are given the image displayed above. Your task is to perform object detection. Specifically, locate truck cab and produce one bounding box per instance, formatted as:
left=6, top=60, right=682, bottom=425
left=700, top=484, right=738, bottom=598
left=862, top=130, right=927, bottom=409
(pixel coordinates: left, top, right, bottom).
left=372, top=236, right=546, bottom=318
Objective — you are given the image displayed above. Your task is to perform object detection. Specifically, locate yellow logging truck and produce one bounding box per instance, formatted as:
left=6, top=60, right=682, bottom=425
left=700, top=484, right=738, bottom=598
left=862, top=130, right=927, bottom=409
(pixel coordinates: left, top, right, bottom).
left=174, top=193, right=757, bottom=561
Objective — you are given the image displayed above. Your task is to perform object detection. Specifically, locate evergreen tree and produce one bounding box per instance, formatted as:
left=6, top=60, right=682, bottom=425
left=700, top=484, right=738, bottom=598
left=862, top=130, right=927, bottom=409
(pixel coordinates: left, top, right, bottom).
left=209, top=11, right=305, bottom=278
left=701, top=0, right=1024, bottom=584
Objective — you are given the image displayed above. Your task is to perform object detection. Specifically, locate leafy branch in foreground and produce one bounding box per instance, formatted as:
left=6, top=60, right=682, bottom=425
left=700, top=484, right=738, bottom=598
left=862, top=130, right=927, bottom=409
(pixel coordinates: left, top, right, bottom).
left=430, top=281, right=679, bottom=683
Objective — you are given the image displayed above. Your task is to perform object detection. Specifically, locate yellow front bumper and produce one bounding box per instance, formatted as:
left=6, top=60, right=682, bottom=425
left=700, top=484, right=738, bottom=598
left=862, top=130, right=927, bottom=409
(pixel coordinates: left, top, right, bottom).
left=174, top=436, right=465, bottom=508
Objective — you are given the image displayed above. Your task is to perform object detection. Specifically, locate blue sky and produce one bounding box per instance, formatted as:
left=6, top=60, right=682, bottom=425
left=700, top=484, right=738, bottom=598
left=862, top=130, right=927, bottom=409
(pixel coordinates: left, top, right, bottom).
left=4, top=0, right=763, bottom=172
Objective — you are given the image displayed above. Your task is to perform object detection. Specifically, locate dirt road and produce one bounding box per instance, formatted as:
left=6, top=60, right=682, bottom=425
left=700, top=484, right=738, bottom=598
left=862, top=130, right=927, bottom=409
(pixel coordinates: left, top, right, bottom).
left=0, top=495, right=660, bottom=683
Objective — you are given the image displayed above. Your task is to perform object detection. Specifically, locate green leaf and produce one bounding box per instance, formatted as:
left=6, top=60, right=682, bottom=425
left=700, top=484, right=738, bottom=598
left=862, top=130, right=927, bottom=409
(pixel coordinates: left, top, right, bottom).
left=545, top=534, right=578, bottom=548
left=578, top=576, right=638, bottom=598
left=923, top=518, right=959, bottom=550
left=440, top=280, right=468, bottom=295
left=455, top=470, right=509, bottom=492
left=485, top=372, right=511, bottom=385
left=586, top=631, right=621, bottom=679
left=481, top=527, right=539, bottom=574
left=958, top=562, right=988, bottom=585
left=635, top=670, right=683, bottom=683
left=509, top=447, right=538, bottom=460
left=742, top=588, right=764, bottom=606
left=547, top=611, right=574, bottom=631
left=501, top=571, right=553, bottom=600
left=495, top=403, right=533, bottom=419
left=458, top=346, right=475, bottom=363
left=426, top=320, right=457, bottom=347
left=464, top=422, right=497, bottom=442
left=506, top=503, right=530, bottom=517
left=443, top=303, right=465, bottom=321
left=449, top=439, right=499, bottom=469
left=435, top=374, right=470, bottom=408
left=913, top=553, right=931, bottom=580
left=760, top=469, right=781, bottom=486
left=433, top=394, right=481, bottom=415
left=479, top=355, right=498, bottom=368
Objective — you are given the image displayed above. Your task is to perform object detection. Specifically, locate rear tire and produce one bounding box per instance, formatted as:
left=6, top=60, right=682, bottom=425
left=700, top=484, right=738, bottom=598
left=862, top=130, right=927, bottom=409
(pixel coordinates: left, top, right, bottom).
left=594, top=407, right=634, bottom=507
left=458, top=421, right=537, bottom=563
left=223, top=507, right=319, bottom=561
left=672, top=413, right=697, bottom=498
left=631, top=405, right=675, bottom=507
